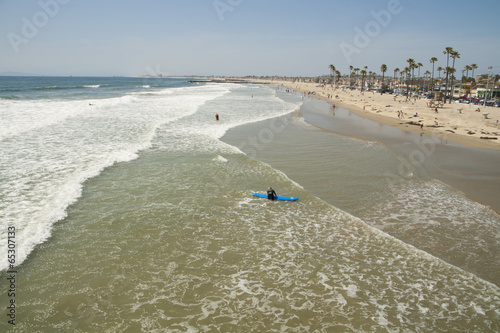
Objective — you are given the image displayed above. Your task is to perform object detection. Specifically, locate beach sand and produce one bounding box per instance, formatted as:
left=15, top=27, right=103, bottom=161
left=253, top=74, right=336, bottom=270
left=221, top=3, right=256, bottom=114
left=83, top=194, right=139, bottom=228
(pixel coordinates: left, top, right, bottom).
left=247, top=79, right=500, bottom=150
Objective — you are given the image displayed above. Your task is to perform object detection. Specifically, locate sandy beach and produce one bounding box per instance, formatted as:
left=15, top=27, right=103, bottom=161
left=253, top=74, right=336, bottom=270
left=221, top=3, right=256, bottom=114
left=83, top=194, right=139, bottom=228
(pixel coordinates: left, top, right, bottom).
left=247, top=78, right=500, bottom=150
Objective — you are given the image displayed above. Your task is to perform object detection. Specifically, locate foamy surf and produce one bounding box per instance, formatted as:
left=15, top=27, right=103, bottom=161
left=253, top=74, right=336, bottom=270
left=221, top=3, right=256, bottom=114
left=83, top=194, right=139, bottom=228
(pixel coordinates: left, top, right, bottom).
left=0, top=80, right=232, bottom=271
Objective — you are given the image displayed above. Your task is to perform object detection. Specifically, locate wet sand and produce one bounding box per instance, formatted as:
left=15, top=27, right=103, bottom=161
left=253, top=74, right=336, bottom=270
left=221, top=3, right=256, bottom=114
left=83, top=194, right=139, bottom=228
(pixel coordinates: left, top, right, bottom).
left=300, top=96, right=500, bottom=213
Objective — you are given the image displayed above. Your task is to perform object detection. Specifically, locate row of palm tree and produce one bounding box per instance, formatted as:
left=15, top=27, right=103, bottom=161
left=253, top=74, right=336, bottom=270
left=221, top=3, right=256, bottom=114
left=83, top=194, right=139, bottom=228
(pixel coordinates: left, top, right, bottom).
left=463, top=64, right=479, bottom=82
left=329, top=47, right=482, bottom=104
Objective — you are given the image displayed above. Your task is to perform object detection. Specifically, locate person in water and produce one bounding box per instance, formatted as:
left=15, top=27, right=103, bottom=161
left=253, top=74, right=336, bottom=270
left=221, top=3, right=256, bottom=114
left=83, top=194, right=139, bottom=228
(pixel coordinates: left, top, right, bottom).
left=267, top=187, right=277, bottom=200
left=215, top=114, right=219, bottom=121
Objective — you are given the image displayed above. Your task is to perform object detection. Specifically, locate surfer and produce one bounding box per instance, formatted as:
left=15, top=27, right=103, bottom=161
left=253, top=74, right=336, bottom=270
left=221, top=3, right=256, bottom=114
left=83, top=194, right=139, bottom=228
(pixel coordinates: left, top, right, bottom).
left=267, top=187, right=277, bottom=200
left=215, top=114, right=219, bottom=121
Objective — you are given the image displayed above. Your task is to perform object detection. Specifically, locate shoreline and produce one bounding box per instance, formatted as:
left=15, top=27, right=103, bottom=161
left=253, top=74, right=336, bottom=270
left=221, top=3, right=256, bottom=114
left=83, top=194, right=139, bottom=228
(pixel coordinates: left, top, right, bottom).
left=219, top=79, right=500, bottom=213
left=297, top=96, right=500, bottom=213
left=243, top=78, right=500, bottom=151
left=220, top=88, right=500, bottom=288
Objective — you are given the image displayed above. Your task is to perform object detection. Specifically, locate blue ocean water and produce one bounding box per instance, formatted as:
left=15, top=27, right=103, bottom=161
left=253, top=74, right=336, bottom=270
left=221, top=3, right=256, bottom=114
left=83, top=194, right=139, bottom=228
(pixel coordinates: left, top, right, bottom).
left=0, top=76, right=190, bottom=100
left=0, top=76, right=499, bottom=331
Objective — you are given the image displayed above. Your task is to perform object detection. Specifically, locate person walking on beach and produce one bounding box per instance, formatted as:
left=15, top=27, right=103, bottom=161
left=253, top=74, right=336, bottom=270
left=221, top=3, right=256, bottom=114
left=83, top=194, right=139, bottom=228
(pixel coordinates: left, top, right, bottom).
left=215, top=114, right=219, bottom=121
left=267, top=187, right=277, bottom=200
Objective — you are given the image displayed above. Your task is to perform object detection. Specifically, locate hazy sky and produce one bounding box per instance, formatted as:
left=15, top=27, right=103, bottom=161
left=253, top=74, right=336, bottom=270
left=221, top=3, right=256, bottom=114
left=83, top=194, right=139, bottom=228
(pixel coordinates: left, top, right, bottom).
left=1, top=0, right=499, bottom=77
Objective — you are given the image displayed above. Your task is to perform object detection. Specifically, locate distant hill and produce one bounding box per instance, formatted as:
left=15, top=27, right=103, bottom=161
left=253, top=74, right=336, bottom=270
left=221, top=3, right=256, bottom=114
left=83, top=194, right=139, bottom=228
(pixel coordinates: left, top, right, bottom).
left=0, top=71, right=43, bottom=76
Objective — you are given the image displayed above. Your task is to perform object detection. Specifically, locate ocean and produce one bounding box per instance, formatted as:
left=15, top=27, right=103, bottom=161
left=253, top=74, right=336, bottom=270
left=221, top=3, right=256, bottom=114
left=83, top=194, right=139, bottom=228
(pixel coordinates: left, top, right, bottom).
left=1, top=77, right=499, bottom=332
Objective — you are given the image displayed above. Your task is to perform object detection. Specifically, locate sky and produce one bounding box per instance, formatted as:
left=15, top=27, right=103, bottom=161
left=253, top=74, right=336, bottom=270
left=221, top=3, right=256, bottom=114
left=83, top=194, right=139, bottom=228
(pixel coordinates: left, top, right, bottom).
left=1, top=0, right=499, bottom=77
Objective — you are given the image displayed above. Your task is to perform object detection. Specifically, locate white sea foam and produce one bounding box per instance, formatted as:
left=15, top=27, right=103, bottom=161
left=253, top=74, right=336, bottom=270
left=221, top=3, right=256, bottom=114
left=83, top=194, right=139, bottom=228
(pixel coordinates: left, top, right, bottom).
left=0, top=99, right=87, bottom=141
left=153, top=84, right=302, bottom=155
left=0, top=82, right=233, bottom=271
left=362, top=178, right=500, bottom=284
left=214, top=155, right=228, bottom=163
left=2, top=81, right=302, bottom=272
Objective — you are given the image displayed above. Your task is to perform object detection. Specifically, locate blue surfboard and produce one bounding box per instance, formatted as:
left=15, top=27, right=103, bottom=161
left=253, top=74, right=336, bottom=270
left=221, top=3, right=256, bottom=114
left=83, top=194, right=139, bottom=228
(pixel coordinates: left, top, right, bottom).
left=252, top=193, right=299, bottom=201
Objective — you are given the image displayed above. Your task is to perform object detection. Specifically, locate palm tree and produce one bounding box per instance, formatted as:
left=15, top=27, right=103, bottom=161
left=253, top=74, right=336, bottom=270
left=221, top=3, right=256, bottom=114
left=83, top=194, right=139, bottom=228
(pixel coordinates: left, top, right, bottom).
left=406, top=58, right=414, bottom=82
left=429, top=57, right=438, bottom=83
left=412, top=62, right=419, bottom=95
left=448, top=50, right=460, bottom=103
left=417, top=62, right=423, bottom=94
left=437, top=66, right=443, bottom=92
left=364, top=66, right=369, bottom=91
left=470, top=63, right=478, bottom=81
left=462, top=65, right=472, bottom=82
left=464, top=65, right=472, bottom=81
left=403, top=65, right=411, bottom=97
left=393, top=68, right=399, bottom=90
left=406, top=59, right=415, bottom=73
left=348, top=65, right=354, bottom=88
left=401, top=68, right=408, bottom=93
left=394, top=68, right=399, bottom=80
left=354, top=68, right=360, bottom=88
left=460, top=69, right=466, bottom=96
left=329, top=64, right=336, bottom=83
left=424, top=70, right=431, bottom=91
left=443, top=46, right=454, bottom=102
left=445, top=67, right=456, bottom=100
left=380, top=64, right=387, bottom=91
left=406, top=58, right=416, bottom=96
left=360, top=69, right=367, bottom=92
left=417, top=62, right=423, bottom=78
